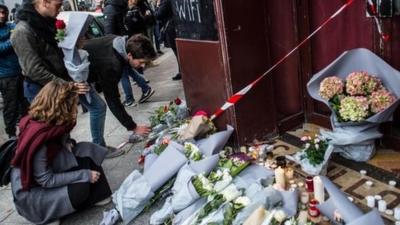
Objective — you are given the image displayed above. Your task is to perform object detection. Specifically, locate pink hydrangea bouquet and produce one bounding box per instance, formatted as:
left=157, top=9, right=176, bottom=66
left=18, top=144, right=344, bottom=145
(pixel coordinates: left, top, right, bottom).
left=319, top=71, right=396, bottom=122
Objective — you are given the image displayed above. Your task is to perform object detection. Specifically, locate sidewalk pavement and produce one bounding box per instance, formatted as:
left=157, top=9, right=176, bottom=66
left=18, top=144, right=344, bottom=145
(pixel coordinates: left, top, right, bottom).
left=0, top=48, right=183, bottom=225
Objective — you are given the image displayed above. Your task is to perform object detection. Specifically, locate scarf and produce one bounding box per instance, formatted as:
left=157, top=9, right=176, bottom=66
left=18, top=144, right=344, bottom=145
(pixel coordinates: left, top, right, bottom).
left=11, top=116, right=74, bottom=190
left=16, top=3, right=58, bottom=47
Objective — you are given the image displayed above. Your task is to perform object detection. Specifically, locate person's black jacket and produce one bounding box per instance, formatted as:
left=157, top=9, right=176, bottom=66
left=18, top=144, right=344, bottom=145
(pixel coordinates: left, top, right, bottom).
left=83, top=35, right=137, bottom=131
left=154, top=0, right=176, bottom=49
left=103, top=0, right=127, bottom=35
left=124, top=1, right=155, bottom=37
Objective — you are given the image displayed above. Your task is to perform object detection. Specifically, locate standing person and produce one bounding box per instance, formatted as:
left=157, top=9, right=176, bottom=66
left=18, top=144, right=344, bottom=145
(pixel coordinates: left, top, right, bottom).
left=155, top=0, right=181, bottom=80
left=10, top=0, right=118, bottom=157
left=83, top=34, right=156, bottom=138
left=103, top=0, right=127, bottom=35
left=0, top=4, right=28, bottom=138
left=120, top=0, right=155, bottom=106
left=11, top=81, right=112, bottom=225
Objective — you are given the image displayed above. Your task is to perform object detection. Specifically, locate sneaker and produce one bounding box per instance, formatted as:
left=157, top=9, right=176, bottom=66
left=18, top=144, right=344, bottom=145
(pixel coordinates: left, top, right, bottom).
left=100, top=208, right=120, bottom=225
left=95, top=197, right=112, bottom=206
left=138, top=88, right=155, bottom=103
left=123, top=99, right=137, bottom=107
left=172, top=73, right=182, bottom=80
left=105, top=146, right=124, bottom=159
left=128, top=133, right=144, bottom=143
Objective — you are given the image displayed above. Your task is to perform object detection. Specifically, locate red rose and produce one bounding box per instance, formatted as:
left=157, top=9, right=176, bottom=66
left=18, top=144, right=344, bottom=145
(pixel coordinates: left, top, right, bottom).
left=55, top=19, right=66, bottom=29
left=174, top=97, right=182, bottom=105
left=194, top=110, right=208, bottom=117
left=137, top=155, right=145, bottom=164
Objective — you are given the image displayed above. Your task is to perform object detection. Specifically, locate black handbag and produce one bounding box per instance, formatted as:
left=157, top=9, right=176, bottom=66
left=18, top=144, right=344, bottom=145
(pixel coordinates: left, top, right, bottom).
left=0, top=138, right=17, bottom=187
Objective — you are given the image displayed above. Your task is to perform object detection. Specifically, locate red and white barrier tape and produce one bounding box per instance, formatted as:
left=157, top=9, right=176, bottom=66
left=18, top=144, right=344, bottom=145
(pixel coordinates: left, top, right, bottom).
left=210, top=0, right=355, bottom=121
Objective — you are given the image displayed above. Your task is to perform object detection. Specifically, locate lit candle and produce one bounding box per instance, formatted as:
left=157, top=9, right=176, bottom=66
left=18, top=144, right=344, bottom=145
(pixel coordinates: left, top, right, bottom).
left=365, top=195, right=375, bottom=208
left=300, top=192, right=309, bottom=204
left=394, top=207, right=400, bottom=220
left=378, top=200, right=387, bottom=212
left=313, top=176, right=325, bottom=203
left=285, top=167, right=294, bottom=180
left=275, top=167, right=286, bottom=189
left=297, top=211, right=308, bottom=225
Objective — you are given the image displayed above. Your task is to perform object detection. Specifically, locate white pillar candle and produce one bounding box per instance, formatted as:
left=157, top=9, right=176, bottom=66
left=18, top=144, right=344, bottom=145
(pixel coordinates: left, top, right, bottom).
left=285, top=167, right=294, bottom=180
left=378, top=200, right=387, bottom=212
left=297, top=211, right=308, bottom=225
left=313, top=176, right=325, bottom=203
left=365, top=195, right=375, bottom=208
left=275, top=167, right=286, bottom=189
left=394, top=207, right=400, bottom=220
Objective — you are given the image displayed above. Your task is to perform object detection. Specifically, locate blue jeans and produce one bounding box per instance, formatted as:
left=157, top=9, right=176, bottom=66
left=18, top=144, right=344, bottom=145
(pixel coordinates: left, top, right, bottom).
left=79, top=87, right=107, bottom=146
left=24, top=81, right=107, bottom=146
left=23, top=80, right=42, bottom=103
left=120, top=67, right=150, bottom=102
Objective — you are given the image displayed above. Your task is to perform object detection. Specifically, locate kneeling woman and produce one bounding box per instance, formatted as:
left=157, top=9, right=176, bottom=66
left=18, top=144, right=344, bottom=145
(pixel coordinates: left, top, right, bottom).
left=10, top=81, right=112, bottom=225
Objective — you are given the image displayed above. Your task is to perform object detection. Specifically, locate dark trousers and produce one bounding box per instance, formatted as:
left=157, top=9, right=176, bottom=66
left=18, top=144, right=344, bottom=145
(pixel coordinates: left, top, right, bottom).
left=67, top=157, right=111, bottom=210
left=0, top=76, right=28, bottom=137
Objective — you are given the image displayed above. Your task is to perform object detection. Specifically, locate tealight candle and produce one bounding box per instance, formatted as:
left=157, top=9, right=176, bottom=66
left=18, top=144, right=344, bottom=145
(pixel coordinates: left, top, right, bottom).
left=374, top=195, right=382, bottom=201
left=378, top=200, right=387, bottom=212
left=389, top=180, right=397, bottom=187
left=394, top=207, right=400, bottom=220
left=347, top=196, right=354, bottom=202
left=298, top=182, right=304, bottom=188
left=366, top=195, right=375, bottom=208
left=365, top=180, right=373, bottom=187
left=360, top=170, right=367, bottom=176
left=385, top=209, right=393, bottom=216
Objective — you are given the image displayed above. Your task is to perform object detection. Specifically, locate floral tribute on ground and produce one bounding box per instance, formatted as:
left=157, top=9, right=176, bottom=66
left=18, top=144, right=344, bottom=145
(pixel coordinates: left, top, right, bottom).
left=307, top=48, right=400, bottom=162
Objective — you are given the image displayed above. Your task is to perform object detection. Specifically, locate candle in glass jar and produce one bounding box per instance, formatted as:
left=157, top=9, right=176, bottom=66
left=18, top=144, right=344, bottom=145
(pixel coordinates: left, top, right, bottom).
left=313, top=176, right=325, bottom=203
left=365, top=195, right=375, bottom=208
left=285, top=167, right=294, bottom=180
left=300, top=192, right=309, bottom=204
left=305, top=176, right=314, bottom=192
left=308, top=199, right=320, bottom=217
left=275, top=167, right=286, bottom=189
left=394, top=207, right=400, bottom=220
left=378, top=200, right=386, bottom=212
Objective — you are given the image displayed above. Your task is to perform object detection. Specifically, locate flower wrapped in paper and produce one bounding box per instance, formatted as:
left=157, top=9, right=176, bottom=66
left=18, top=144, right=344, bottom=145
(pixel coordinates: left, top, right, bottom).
left=58, top=13, right=93, bottom=102
left=113, top=142, right=188, bottom=224
left=288, top=135, right=334, bottom=175
left=307, top=48, right=400, bottom=161
left=150, top=126, right=234, bottom=224
left=316, top=176, right=384, bottom=225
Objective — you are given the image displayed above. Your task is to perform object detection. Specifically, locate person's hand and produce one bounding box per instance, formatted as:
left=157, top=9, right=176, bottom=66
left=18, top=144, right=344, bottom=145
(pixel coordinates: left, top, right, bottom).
left=73, top=82, right=90, bottom=94
left=90, top=170, right=101, bottom=183
left=133, top=125, right=151, bottom=136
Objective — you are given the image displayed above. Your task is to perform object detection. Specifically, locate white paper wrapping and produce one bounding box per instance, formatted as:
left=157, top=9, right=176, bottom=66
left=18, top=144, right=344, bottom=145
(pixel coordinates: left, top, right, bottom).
left=317, top=176, right=362, bottom=222
left=196, top=125, right=234, bottom=156
left=307, top=48, right=400, bottom=161
left=233, top=187, right=282, bottom=225
left=144, top=141, right=188, bottom=192
left=174, top=198, right=207, bottom=225
left=279, top=189, right=298, bottom=217
left=288, top=144, right=334, bottom=175
left=112, top=170, right=154, bottom=225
